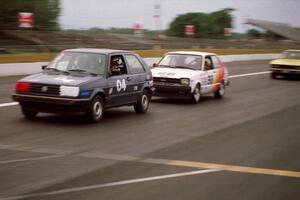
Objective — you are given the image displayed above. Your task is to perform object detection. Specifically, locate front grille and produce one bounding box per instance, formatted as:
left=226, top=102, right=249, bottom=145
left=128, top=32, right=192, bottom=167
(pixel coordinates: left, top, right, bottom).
left=153, top=77, right=181, bottom=84
left=29, top=83, right=60, bottom=96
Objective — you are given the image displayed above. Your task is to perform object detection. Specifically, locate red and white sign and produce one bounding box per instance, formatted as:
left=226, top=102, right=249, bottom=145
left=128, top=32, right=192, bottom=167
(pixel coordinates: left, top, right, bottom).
left=224, top=28, right=232, bottom=36
left=185, top=25, right=194, bottom=36
left=133, top=23, right=143, bottom=34
left=18, top=12, right=34, bottom=28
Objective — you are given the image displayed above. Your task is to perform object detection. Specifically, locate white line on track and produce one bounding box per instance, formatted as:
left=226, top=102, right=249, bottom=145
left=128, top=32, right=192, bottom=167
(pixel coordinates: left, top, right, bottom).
left=0, top=71, right=270, bottom=108
left=0, top=169, right=219, bottom=200
left=0, top=154, right=64, bottom=164
left=229, top=71, right=270, bottom=78
left=0, top=102, right=18, bottom=107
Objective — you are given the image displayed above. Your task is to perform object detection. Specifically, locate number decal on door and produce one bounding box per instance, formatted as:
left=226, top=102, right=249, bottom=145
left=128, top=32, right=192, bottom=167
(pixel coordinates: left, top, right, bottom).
left=207, top=75, right=214, bottom=85
left=116, top=79, right=126, bottom=92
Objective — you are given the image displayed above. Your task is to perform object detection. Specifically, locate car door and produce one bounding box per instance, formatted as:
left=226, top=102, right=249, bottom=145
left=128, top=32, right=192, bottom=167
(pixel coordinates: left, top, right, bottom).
left=201, top=56, right=215, bottom=94
left=106, top=54, right=133, bottom=106
left=124, top=54, right=146, bottom=102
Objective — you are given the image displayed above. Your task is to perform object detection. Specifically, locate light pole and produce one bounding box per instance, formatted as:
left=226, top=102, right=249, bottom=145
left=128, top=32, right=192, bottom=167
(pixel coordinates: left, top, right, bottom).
left=153, top=4, right=161, bottom=36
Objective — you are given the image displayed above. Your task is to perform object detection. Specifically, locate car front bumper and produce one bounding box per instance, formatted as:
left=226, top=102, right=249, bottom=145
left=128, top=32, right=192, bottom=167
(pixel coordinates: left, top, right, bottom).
left=12, top=94, right=90, bottom=113
left=271, top=68, right=300, bottom=75
left=153, top=83, right=192, bottom=99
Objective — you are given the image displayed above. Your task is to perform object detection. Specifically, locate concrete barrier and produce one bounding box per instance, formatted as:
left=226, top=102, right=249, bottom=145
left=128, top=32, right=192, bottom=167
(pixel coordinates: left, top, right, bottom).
left=219, top=54, right=284, bottom=63
left=0, top=54, right=283, bottom=77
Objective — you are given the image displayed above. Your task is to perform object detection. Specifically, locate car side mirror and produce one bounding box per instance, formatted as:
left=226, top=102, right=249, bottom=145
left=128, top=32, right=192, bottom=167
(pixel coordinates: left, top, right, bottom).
left=152, top=63, right=158, bottom=68
left=41, top=65, right=47, bottom=70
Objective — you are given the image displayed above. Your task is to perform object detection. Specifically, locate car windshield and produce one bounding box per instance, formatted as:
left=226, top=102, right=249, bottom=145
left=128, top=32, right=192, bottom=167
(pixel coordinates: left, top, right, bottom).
left=158, top=54, right=202, bottom=70
left=47, top=52, right=106, bottom=75
left=285, top=52, right=300, bottom=59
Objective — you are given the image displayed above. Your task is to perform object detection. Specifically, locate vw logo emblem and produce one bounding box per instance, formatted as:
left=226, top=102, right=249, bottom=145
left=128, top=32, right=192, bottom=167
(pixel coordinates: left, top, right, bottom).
left=41, top=86, right=48, bottom=92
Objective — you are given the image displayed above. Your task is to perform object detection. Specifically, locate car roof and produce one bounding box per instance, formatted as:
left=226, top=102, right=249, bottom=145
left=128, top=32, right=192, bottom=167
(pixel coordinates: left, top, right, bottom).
left=64, top=48, right=133, bottom=55
left=165, top=51, right=217, bottom=56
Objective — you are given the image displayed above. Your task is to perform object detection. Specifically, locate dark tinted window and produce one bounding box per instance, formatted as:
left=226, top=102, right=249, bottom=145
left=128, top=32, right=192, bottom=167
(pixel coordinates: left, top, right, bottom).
left=125, top=55, right=145, bottom=74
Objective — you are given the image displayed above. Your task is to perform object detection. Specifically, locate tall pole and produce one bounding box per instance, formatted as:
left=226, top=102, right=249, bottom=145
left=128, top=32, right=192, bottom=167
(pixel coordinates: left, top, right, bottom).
left=153, top=4, right=161, bottom=35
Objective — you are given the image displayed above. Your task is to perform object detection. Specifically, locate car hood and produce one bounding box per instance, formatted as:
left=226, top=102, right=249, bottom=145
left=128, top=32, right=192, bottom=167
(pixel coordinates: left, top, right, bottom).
left=20, top=72, right=102, bottom=86
left=151, top=67, right=201, bottom=79
left=270, top=59, right=300, bottom=66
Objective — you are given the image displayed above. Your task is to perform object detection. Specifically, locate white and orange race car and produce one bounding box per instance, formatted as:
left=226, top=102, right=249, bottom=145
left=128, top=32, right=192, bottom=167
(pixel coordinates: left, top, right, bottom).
left=151, top=51, right=229, bottom=103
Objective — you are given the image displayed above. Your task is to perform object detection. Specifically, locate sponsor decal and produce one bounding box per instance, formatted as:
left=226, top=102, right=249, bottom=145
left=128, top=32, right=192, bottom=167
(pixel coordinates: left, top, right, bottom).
left=109, top=88, right=113, bottom=95
left=157, top=72, right=176, bottom=77
left=210, top=67, right=225, bottom=93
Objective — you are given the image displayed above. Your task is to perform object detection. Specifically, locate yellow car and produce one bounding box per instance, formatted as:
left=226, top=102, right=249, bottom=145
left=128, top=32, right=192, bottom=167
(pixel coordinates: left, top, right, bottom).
left=270, top=50, right=300, bottom=79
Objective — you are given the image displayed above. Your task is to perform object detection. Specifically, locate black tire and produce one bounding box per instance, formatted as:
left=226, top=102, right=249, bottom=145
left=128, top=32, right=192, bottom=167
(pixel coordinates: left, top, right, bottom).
left=86, top=96, right=104, bottom=122
left=214, top=82, right=225, bottom=99
left=21, top=107, right=38, bottom=119
left=191, top=84, right=201, bottom=104
left=134, top=90, right=150, bottom=114
left=271, top=72, right=277, bottom=79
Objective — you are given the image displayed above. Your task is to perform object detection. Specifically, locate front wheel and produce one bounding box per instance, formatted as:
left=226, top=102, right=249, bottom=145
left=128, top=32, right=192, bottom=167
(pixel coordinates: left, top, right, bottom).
left=214, top=82, right=225, bottom=99
left=21, top=107, right=38, bottom=119
left=134, top=90, right=150, bottom=114
left=271, top=72, right=277, bottom=79
left=86, top=96, right=104, bottom=122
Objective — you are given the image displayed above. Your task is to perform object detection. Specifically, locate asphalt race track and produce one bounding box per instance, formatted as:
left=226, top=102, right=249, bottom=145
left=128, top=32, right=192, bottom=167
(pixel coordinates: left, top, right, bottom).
left=0, top=60, right=299, bottom=200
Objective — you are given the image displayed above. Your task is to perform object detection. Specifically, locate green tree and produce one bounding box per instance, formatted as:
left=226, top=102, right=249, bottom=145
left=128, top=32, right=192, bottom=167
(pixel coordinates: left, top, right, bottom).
left=167, top=8, right=234, bottom=38
left=247, top=29, right=261, bottom=38
left=0, top=0, right=60, bottom=31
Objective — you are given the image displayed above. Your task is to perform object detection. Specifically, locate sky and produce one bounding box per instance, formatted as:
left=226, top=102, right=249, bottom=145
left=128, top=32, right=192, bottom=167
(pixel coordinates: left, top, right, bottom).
left=59, top=0, right=300, bottom=33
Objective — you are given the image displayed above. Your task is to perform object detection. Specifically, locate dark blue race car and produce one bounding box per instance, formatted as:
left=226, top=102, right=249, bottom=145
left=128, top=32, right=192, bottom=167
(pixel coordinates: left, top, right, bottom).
left=12, top=48, right=154, bottom=122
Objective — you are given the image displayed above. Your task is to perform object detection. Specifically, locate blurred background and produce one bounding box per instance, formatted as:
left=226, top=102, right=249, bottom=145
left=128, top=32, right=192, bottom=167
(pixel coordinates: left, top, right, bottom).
left=0, top=0, right=300, bottom=54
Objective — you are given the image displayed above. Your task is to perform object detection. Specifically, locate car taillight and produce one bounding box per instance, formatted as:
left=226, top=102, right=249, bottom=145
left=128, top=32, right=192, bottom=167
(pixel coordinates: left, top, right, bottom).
left=16, top=82, right=30, bottom=93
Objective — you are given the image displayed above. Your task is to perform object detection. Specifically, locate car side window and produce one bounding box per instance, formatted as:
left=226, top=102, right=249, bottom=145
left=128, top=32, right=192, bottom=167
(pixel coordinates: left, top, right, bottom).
left=109, top=55, right=127, bottom=76
left=204, top=56, right=213, bottom=71
left=125, top=54, right=145, bottom=74
left=211, top=56, right=221, bottom=69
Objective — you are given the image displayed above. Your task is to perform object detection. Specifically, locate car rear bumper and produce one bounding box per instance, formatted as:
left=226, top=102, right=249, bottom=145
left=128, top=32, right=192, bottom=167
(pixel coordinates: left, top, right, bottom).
left=153, top=84, right=192, bottom=99
left=12, top=94, right=90, bottom=113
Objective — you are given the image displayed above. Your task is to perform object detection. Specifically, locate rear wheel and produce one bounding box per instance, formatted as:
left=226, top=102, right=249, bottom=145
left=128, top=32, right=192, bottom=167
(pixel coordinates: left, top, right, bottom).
left=21, top=107, right=38, bottom=119
left=86, top=96, right=104, bottom=122
left=134, top=90, right=150, bottom=114
left=214, top=82, right=225, bottom=99
left=191, top=84, right=201, bottom=103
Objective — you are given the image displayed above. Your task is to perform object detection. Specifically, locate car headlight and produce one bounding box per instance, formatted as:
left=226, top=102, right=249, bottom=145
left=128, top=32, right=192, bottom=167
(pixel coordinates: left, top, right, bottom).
left=60, top=86, right=79, bottom=97
left=180, top=78, right=190, bottom=85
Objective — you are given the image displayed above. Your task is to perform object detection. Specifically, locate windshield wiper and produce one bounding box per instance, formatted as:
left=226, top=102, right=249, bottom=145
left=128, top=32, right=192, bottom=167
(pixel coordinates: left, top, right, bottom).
left=158, top=64, right=171, bottom=68
left=45, top=67, right=69, bottom=74
left=67, top=69, right=98, bottom=76
left=173, top=66, right=194, bottom=70
left=45, top=67, right=61, bottom=72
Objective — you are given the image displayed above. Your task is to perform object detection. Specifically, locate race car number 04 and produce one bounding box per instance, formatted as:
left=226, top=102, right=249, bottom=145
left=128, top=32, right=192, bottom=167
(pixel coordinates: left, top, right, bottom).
left=116, top=79, right=127, bottom=92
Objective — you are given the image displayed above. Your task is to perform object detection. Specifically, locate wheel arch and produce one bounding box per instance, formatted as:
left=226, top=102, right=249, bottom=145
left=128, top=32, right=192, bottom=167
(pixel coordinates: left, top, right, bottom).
left=91, top=89, right=106, bottom=103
